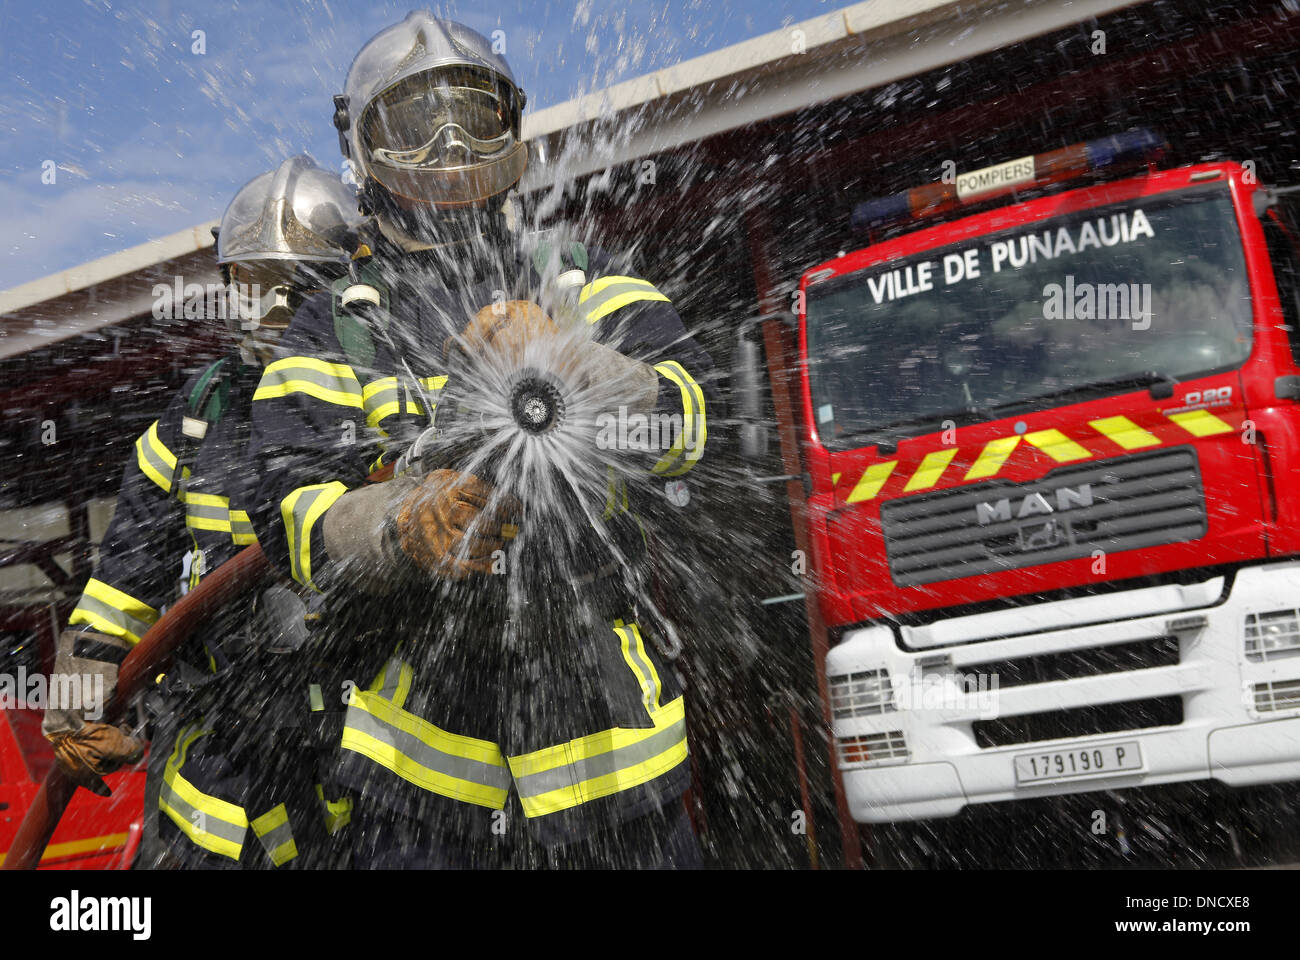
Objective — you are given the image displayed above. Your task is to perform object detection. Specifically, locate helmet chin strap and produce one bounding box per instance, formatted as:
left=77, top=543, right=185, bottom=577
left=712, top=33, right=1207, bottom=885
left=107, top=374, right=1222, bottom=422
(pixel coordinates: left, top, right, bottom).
left=238, top=329, right=284, bottom=366
left=362, top=177, right=510, bottom=247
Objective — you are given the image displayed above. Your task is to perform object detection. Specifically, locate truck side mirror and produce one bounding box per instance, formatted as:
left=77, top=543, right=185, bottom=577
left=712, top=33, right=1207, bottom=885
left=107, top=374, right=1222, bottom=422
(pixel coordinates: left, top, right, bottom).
left=733, top=315, right=788, bottom=461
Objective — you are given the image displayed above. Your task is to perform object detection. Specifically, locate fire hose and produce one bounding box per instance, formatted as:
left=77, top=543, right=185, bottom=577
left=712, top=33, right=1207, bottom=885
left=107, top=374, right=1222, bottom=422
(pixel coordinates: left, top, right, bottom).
left=1, top=543, right=270, bottom=871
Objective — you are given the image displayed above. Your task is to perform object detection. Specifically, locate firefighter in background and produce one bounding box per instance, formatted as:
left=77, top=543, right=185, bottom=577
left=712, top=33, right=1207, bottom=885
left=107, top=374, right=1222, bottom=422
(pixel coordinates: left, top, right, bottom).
left=42, top=156, right=363, bottom=868
left=247, top=12, right=718, bottom=867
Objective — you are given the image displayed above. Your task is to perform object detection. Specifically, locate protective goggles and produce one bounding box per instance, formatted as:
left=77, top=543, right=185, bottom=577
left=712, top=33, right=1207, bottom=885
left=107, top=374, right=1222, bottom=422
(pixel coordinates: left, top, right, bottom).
left=359, top=71, right=525, bottom=205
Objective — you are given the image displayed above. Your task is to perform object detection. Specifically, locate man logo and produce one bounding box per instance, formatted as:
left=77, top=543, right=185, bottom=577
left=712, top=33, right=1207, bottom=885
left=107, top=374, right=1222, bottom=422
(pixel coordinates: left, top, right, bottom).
left=976, top=483, right=1094, bottom=525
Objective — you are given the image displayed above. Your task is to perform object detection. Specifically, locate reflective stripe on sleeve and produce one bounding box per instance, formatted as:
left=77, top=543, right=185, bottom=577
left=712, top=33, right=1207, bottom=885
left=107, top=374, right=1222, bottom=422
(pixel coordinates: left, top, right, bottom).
left=158, top=724, right=248, bottom=861
left=135, top=421, right=178, bottom=493
left=254, top=357, right=363, bottom=409
left=315, top=785, right=353, bottom=836
left=362, top=377, right=401, bottom=429
left=364, top=375, right=448, bottom=431
left=69, top=578, right=160, bottom=645
left=229, top=509, right=257, bottom=545
left=614, top=621, right=663, bottom=714
left=250, top=803, right=299, bottom=867
left=508, top=697, right=688, bottom=819
left=340, top=688, right=511, bottom=809
left=368, top=657, right=414, bottom=710
left=185, top=494, right=257, bottom=546
left=280, top=481, right=349, bottom=591
left=650, top=360, right=707, bottom=477
left=579, top=275, right=670, bottom=323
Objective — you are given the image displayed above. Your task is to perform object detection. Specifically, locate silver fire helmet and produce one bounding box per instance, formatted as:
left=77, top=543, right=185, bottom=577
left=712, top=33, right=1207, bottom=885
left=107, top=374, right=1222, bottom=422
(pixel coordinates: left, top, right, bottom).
left=333, top=13, right=527, bottom=209
left=216, top=155, right=362, bottom=344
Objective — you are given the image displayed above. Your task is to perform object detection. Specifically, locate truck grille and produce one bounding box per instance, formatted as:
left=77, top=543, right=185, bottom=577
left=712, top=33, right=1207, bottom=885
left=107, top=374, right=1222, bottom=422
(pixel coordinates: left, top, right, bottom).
left=973, top=695, right=1183, bottom=748
left=955, top=635, right=1180, bottom=690
left=881, top=447, right=1206, bottom=587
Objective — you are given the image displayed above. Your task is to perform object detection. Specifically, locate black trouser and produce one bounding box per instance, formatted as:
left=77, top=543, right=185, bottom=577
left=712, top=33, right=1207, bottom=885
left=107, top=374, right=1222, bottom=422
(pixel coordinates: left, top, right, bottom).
left=350, top=797, right=701, bottom=870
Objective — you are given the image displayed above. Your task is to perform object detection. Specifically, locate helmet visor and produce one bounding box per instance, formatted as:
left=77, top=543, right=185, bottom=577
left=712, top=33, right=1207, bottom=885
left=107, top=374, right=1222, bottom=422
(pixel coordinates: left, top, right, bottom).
left=359, top=69, right=525, bottom=205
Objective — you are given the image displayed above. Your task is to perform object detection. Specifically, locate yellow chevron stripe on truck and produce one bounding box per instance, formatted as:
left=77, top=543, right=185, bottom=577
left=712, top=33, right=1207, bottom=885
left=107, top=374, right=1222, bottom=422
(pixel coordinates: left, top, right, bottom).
left=839, top=410, right=1235, bottom=503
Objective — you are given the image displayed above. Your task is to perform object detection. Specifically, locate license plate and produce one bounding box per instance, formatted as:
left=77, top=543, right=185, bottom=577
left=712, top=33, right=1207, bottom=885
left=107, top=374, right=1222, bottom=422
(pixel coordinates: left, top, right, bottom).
left=1014, top=741, right=1143, bottom=784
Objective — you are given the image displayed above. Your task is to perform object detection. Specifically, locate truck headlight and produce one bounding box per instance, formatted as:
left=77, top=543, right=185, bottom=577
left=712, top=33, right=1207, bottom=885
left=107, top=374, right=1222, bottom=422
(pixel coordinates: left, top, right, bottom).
left=828, top=669, right=896, bottom=719
left=836, top=731, right=910, bottom=768
left=1244, top=609, right=1300, bottom=661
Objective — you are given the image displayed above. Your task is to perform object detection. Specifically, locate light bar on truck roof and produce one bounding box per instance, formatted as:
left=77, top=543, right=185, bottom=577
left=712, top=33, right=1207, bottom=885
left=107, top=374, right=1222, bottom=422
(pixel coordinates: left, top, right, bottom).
left=850, top=129, right=1167, bottom=233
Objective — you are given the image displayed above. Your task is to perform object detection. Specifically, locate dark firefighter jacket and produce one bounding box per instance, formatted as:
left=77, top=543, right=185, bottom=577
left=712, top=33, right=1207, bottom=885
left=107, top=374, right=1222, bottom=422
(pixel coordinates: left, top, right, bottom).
left=246, top=231, right=721, bottom=844
left=67, top=358, right=330, bottom=865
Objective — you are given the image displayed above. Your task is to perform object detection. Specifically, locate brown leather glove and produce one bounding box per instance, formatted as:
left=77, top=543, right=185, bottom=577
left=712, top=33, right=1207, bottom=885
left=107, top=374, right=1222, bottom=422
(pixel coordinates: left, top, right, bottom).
left=49, top=722, right=144, bottom=797
left=395, top=469, right=521, bottom=580
left=448, top=300, right=558, bottom=363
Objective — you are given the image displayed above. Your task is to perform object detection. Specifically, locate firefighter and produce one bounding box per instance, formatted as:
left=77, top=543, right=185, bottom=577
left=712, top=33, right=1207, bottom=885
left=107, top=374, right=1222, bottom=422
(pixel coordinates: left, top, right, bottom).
left=42, top=155, right=363, bottom=869
left=247, top=12, right=717, bottom=867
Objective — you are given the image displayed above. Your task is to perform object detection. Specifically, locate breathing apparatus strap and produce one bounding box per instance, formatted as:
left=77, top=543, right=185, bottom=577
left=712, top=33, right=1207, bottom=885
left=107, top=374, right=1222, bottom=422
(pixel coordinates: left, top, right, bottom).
left=169, top=357, right=235, bottom=498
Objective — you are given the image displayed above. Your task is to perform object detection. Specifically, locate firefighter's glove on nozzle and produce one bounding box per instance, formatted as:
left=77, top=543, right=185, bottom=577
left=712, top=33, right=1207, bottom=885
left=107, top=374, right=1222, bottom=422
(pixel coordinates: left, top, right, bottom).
left=42, top=628, right=144, bottom=796
left=448, top=300, right=558, bottom=364
left=395, top=469, right=521, bottom=580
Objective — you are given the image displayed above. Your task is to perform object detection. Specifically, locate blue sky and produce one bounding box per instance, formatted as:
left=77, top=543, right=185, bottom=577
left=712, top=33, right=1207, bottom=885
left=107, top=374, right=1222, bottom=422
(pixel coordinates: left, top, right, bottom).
left=0, top=0, right=838, bottom=291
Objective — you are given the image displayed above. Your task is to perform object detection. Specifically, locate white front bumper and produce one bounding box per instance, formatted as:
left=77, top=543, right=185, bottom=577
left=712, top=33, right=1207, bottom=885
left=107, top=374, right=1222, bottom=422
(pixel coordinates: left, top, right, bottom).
left=827, top=562, right=1300, bottom=823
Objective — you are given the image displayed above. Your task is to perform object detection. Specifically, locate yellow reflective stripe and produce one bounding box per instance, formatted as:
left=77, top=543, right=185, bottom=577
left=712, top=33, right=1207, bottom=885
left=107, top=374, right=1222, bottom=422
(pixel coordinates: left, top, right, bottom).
left=579, top=275, right=653, bottom=299
left=579, top=276, right=671, bottom=323
left=601, top=465, right=622, bottom=520
left=0, top=831, right=129, bottom=866
left=254, top=357, right=363, bottom=409
left=69, top=578, right=160, bottom=645
left=1089, top=415, right=1161, bottom=450
left=340, top=690, right=511, bottom=808
left=368, top=657, right=413, bottom=710
left=364, top=375, right=448, bottom=429
left=280, top=481, right=350, bottom=590
left=159, top=726, right=248, bottom=861
left=846, top=461, right=897, bottom=503
left=585, top=289, right=671, bottom=323
left=508, top=698, right=688, bottom=818
left=964, top=436, right=1021, bottom=480
left=134, top=421, right=176, bottom=493
left=315, top=785, right=353, bottom=835
left=363, top=377, right=400, bottom=429
left=902, top=448, right=959, bottom=492
left=185, top=493, right=232, bottom=532
left=1166, top=409, right=1234, bottom=437
left=250, top=803, right=288, bottom=835
left=649, top=361, right=707, bottom=476
left=1022, top=429, right=1091, bottom=463
left=229, top=509, right=257, bottom=545
left=362, top=377, right=397, bottom=403
left=617, top=622, right=663, bottom=713
left=250, top=803, right=298, bottom=867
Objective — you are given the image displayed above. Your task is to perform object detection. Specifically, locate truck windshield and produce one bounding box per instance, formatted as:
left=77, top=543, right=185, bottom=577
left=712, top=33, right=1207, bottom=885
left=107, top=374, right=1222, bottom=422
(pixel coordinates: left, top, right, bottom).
left=805, top=182, right=1252, bottom=450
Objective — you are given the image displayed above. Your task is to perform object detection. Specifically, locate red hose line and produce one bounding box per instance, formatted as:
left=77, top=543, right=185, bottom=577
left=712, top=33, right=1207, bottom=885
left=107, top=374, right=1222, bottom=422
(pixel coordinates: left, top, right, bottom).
left=1, top=543, right=269, bottom=870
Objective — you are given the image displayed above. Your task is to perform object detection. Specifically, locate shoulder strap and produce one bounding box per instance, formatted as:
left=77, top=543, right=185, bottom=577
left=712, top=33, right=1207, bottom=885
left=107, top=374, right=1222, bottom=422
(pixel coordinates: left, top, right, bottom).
left=170, top=357, right=233, bottom=497
left=187, top=358, right=231, bottom=423
left=331, top=260, right=386, bottom=370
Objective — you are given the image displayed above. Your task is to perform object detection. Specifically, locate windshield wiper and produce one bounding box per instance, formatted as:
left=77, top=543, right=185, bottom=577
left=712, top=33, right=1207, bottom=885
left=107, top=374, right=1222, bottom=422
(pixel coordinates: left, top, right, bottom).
left=833, top=372, right=1177, bottom=453
left=838, top=404, right=998, bottom=452
left=988, top=371, right=1178, bottom=416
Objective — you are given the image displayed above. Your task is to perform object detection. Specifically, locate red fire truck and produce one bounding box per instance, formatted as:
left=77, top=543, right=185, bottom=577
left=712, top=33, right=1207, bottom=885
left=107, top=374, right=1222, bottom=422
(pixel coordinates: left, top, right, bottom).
left=770, top=130, right=1300, bottom=825
left=1, top=704, right=145, bottom=869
